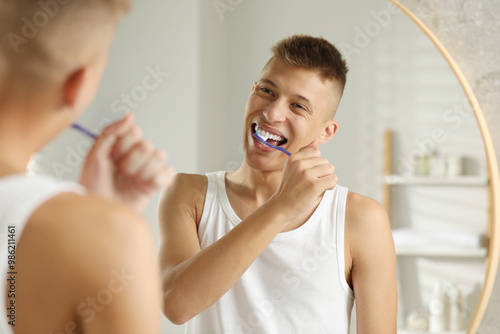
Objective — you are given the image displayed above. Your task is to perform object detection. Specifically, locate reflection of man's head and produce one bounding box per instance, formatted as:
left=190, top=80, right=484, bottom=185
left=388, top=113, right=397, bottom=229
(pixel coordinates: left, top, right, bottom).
left=262, top=35, right=349, bottom=119
left=243, top=35, right=349, bottom=166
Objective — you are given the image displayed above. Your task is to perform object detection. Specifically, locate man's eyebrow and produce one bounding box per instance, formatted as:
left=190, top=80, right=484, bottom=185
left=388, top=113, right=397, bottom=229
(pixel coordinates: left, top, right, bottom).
left=293, top=94, right=312, bottom=106
left=260, top=78, right=278, bottom=88
left=260, top=79, right=313, bottom=106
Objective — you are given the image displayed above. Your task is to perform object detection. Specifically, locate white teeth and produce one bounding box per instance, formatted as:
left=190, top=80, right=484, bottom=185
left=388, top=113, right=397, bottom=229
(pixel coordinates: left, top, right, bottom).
left=255, top=124, right=285, bottom=142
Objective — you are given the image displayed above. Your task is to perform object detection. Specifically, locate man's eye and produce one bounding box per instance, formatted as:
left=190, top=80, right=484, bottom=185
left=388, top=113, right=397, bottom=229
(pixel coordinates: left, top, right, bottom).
left=292, top=103, right=306, bottom=111
left=260, top=87, right=274, bottom=96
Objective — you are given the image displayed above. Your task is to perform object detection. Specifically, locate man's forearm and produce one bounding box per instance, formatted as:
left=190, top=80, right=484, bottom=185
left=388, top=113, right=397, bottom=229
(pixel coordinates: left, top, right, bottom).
left=161, top=198, right=287, bottom=325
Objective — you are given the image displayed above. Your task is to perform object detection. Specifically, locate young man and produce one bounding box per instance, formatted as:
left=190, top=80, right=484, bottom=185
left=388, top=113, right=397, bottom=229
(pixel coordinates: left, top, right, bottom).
left=0, top=1, right=173, bottom=333
left=158, top=35, right=397, bottom=333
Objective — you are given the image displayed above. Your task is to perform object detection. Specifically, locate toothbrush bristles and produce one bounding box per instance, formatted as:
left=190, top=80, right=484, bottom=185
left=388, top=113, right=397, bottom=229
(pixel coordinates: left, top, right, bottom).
left=253, top=132, right=291, bottom=156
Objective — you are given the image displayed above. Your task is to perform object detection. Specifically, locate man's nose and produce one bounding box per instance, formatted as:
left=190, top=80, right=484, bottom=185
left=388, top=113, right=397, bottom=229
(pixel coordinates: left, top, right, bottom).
left=263, top=100, right=286, bottom=123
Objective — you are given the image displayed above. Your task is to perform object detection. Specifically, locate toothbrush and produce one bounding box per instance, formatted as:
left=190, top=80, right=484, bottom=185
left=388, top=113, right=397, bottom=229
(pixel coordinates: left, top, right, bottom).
left=72, top=124, right=97, bottom=140
left=253, top=132, right=291, bottom=156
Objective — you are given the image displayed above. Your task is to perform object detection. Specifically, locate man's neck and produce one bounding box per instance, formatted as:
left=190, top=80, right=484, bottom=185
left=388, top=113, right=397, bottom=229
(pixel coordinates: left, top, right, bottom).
left=0, top=111, right=49, bottom=177
left=225, top=160, right=324, bottom=232
left=227, top=161, right=283, bottom=205
left=0, top=146, right=31, bottom=178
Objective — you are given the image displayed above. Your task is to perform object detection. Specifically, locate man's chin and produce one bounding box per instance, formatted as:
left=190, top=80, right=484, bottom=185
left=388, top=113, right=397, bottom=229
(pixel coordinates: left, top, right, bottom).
left=244, top=154, right=285, bottom=173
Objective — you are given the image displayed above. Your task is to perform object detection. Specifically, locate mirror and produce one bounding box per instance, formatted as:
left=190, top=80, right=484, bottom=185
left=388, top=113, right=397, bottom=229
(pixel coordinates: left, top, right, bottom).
left=30, top=0, right=495, bottom=333
left=392, top=1, right=500, bottom=332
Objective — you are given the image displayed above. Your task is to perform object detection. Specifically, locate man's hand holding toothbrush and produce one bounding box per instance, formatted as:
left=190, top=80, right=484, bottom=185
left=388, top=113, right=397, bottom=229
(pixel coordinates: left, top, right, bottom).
left=269, top=140, right=338, bottom=231
left=80, top=114, right=175, bottom=213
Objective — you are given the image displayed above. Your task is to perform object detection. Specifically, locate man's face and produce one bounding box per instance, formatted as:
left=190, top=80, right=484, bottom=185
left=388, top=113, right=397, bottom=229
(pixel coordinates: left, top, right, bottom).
left=242, top=57, right=340, bottom=171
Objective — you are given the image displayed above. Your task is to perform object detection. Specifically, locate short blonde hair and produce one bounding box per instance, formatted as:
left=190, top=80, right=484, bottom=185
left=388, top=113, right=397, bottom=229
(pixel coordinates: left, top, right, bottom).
left=0, top=0, right=132, bottom=90
left=270, top=35, right=348, bottom=92
left=265, top=35, right=348, bottom=118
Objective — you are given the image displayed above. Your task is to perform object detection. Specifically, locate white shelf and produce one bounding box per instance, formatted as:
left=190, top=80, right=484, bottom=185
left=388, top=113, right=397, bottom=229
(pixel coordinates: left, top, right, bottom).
left=384, top=175, right=488, bottom=186
left=396, top=245, right=487, bottom=257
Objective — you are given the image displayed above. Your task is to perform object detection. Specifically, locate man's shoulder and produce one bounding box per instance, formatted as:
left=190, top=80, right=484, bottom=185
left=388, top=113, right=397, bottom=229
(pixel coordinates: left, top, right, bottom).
left=29, top=192, right=151, bottom=263
left=158, top=173, right=209, bottom=225
left=174, top=173, right=208, bottom=190
left=345, top=191, right=389, bottom=232
left=19, top=192, right=156, bottom=304
left=344, top=191, right=392, bottom=255
left=34, top=191, right=145, bottom=228
left=346, top=190, right=385, bottom=213
left=160, top=172, right=208, bottom=203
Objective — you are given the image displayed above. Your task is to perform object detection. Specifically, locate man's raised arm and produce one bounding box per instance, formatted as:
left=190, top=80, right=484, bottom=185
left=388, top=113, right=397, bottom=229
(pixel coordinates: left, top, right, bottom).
left=158, top=143, right=337, bottom=324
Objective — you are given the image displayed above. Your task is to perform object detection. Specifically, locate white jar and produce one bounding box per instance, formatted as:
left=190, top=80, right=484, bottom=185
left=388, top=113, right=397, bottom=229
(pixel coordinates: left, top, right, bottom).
left=446, top=155, right=464, bottom=177
left=429, top=282, right=447, bottom=332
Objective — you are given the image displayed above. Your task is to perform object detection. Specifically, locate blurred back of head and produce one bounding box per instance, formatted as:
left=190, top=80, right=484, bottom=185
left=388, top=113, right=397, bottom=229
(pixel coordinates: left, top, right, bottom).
left=0, top=0, right=132, bottom=96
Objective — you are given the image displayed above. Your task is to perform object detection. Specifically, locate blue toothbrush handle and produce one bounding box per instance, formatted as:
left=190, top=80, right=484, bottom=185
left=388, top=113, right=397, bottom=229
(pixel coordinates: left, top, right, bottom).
left=253, top=133, right=291, bottom=156
left=72, top=124, right=97, bottom=139
left=273, top=146, right=292, bottom=156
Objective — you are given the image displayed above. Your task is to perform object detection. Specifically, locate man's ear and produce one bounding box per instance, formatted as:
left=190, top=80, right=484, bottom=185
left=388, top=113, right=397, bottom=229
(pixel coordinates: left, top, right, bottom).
left=62, top=68, right=86, bottom=108
left=317, top=120, right=338, bottom=145
left=251, top=82, right=257, bottom=92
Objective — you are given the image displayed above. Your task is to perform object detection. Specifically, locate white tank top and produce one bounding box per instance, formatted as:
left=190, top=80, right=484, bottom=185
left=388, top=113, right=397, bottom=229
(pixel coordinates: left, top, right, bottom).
left=0, top=174, right=85, bottom=334
left=186, top=171, right=354, bottom=334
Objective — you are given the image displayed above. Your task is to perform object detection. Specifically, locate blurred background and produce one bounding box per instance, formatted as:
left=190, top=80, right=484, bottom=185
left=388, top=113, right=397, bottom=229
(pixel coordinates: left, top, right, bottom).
left=32, top=0, right=489, bottom=333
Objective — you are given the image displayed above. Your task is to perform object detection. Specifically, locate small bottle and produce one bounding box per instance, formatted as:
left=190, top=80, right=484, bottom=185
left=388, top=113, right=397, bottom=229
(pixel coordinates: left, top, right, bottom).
left=429, top=282, right=447, bottom=332
left=415, top=154, right=430, bottom=176
left=448, top=282, right=465, bottom=331
left=430, top=152, right=446, bottom=177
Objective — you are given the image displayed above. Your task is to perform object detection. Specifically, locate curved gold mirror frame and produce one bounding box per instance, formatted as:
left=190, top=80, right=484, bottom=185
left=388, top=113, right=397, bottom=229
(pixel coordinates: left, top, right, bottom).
left=389, top=1, right=499, bottom=333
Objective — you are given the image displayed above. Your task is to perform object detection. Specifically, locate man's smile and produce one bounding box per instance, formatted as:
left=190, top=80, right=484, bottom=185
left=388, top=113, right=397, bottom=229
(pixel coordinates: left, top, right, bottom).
left=252, top=123, right=288, bottom=147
